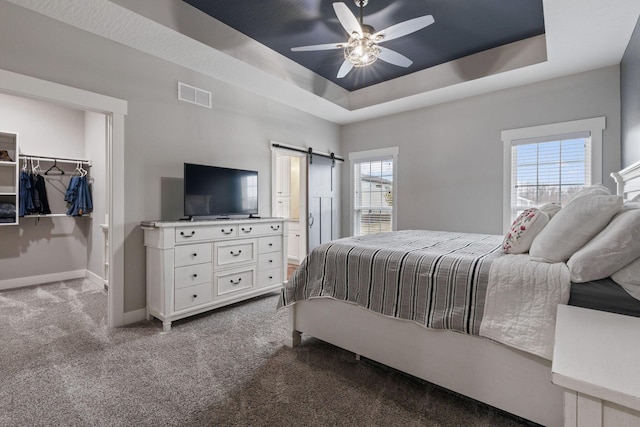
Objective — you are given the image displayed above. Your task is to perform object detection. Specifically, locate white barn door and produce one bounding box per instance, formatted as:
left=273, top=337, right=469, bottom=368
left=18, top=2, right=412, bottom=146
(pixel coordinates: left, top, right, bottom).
left=307, top=154, right=336, bottom=252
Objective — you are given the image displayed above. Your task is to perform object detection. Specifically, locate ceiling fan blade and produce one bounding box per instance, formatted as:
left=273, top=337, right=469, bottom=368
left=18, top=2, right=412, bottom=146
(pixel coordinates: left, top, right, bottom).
left=337, top=60, right=354, bottom=78
left=333, top=2, right=362, bottom=37
left=377, top=47, right=413, bottom=68
left=374, top=15, right=435, bottom=43
left=291, top=42, right=346, bottom=52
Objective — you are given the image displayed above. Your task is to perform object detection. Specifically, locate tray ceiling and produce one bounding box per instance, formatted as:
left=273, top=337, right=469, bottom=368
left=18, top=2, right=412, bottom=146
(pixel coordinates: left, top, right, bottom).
left=183, top=0, right=546, bottom=91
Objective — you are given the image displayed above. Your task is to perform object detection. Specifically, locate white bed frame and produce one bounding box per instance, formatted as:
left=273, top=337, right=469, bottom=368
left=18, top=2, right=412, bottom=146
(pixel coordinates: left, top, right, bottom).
left=285, top=160, right=640, bottom=427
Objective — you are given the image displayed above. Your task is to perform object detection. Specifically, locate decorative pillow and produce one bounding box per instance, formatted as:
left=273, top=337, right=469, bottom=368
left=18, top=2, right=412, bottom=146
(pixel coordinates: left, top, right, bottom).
left=612, top=257, right=640, bottom=301
left=529, top=193, right=623, bottom=263
left=567, top=202, right=640, bottom=282
left=502, top=208, right=549, bottom=254
left=539, top=203, right=561, bottom=219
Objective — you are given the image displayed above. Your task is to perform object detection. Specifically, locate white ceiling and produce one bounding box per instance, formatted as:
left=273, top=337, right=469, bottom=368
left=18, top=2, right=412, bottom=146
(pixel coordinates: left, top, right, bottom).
left=6, top=0, right=640, bottom=125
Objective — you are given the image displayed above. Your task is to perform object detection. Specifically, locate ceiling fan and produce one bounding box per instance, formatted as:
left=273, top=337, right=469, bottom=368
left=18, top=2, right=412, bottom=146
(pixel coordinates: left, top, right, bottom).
left=291, top=0, right=435, bottom=79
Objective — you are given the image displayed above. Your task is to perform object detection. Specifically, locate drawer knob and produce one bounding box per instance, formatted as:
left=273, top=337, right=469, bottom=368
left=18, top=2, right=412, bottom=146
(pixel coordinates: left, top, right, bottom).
left=268, top=243, right=273, bottom=247
left=230, top=278, right=242, bottom=285
left=192, top=274, right=198, bottom=278
left=193, top=294, right=198, bottom=298
left=192, top=253, right=197, bottom=257
left=180, top=231, right=195, bottom=238
left=269, top=275, right=273, bottom=280
left=269, top=259, right=273, bottom=263
left=230, top=250, right=242, bottom=256
left=241, top=227, right=252, bottom=232
left=271, top=225, right=280, bottom=231
left=221, top=229, right=233, bottom=235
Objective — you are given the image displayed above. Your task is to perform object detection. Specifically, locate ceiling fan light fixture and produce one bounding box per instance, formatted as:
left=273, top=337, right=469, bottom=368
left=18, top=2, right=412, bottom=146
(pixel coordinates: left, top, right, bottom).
left=344, top=33, right=379, bottom=67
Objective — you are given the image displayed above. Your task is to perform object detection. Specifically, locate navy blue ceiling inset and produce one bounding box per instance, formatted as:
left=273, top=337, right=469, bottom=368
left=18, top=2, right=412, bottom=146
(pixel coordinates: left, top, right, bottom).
left=182, top=0, right=545, bottom=92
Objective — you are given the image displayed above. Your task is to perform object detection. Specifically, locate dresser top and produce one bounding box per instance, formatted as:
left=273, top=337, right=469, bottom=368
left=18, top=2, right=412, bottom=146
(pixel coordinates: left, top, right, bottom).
left=552, top=305, right=640, bottom=411
left=141, top=217, right=284, bottom=228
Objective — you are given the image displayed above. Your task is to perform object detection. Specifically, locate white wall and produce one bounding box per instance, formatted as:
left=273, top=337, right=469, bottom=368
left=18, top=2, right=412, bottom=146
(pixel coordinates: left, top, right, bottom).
left=341, top=66, right=621, bottom=235
left=0, top=1, right=341, bottom=312
left=0, top=92, right=90, bottom=280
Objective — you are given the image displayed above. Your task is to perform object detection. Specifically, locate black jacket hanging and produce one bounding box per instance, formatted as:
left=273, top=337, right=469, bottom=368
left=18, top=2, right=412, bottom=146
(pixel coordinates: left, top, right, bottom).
left=32, top=174, right=51, bottom=215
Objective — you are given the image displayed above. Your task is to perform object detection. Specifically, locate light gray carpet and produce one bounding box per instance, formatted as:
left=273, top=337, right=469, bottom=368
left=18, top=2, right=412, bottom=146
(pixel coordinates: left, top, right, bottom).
left=0, top=279, right=538, bottom=426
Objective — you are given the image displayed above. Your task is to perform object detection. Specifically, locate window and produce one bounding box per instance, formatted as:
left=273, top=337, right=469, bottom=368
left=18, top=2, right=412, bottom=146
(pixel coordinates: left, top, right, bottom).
left=502, top=117, right=605, bottom=231
left=349, top=147, right=398, bottom=236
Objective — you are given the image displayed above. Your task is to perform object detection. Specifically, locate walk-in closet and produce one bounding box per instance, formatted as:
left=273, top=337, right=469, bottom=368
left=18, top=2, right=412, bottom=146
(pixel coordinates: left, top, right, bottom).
left=0, top=92, right=107, bottom=290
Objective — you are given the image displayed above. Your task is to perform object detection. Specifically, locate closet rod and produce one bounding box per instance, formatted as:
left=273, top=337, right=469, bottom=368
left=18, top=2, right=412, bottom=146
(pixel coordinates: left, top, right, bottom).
left=20, top=154, right=91, bottom=167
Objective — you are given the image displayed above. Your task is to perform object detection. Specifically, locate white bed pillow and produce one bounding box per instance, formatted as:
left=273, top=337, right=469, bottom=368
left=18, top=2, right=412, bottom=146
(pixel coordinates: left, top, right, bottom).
left=529, top=193, right=623, bottom=263
left=502, top=208, right=549, bottom=254
left=612, top=257, right=640, bottom=301
left=539, top=203, right=561, bottom=219
left=567, top=202, right=640, bottom=282
left=566, top=184, right=611, bottom=203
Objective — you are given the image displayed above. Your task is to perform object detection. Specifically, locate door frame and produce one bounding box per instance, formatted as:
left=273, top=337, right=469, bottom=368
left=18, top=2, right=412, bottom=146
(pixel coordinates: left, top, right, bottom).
left=0, top=68, right=127, bottom=327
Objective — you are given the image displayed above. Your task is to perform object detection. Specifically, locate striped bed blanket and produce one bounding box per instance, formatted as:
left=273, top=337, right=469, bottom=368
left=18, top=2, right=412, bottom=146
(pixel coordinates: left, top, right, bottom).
left=279, top=230, right=571, bottom=359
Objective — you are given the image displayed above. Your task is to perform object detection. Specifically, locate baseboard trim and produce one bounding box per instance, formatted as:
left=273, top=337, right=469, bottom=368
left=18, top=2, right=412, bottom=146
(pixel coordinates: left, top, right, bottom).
left=85, top=270, right=105, bottom=287
left=124, top=308, right=147, bottom=325
left=0, top=269, right=86, bottom=291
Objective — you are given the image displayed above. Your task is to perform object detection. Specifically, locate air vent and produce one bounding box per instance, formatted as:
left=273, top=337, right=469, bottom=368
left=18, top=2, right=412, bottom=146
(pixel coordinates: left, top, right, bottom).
left=178, top=82, right=212, bottom=108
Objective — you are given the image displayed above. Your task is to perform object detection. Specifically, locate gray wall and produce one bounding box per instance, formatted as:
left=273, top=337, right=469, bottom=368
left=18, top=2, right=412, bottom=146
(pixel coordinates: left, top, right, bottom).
left=621, top=16, right=640, bottom=167
left=0, top=93, right=90, bottom=279
left=341, top=66, right=621, bottom=235
left=0, top=2, right=341, bottom=312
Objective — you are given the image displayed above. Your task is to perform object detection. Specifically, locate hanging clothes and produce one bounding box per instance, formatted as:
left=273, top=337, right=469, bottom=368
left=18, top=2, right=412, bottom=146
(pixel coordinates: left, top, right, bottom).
left=31, top=173, right=51, bottom=215
left=18, top=171, right=34, bottom=217
left=65, top=175, right=93, bottom=216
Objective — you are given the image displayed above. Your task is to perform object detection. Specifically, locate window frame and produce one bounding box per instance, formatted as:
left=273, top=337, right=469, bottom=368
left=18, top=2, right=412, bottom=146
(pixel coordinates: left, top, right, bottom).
left=349, top=147, right=399, bottom=237
left=502, top=117, right=605, bottom=231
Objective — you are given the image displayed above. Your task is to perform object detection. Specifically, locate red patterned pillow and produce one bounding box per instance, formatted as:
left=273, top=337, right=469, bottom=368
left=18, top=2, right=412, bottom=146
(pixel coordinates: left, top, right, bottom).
left=502, top=208, right=549, bottom=254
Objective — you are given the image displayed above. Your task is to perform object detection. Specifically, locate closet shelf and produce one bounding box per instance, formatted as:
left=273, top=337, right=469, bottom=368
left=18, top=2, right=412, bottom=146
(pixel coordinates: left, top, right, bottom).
left=23, top=214, right=92, bottom=218
left=20, top=154, right=91, bottom=166
left=0, top=161, right=17, bottom=167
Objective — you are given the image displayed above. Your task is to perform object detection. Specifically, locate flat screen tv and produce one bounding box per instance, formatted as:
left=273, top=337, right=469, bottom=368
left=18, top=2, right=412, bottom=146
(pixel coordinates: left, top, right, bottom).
left=184, top=163, right=258, bottom=218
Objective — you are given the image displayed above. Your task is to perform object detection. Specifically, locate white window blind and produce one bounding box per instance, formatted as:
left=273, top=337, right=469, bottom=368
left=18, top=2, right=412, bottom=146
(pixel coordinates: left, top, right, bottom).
left=352, top=157, right=394, bottom=236
left=510, top=131, right=591, bottom=220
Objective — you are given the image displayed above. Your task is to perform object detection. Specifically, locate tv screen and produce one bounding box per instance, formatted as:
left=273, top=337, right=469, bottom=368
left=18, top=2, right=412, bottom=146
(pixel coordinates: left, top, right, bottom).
left=184, top=163, right=258, bottom=218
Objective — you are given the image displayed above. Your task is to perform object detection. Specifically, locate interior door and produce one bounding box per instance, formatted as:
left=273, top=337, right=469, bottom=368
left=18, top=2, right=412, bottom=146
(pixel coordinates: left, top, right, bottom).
left=307, top=154, right=336, bottom=252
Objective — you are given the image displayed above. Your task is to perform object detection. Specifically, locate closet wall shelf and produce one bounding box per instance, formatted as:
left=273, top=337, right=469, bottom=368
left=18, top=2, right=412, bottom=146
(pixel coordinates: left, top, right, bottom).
left=19, top=154, right=91, bottom=166
left=23, top=214, right=92, bottom=218
left=0, top=161, right=17, bottom=166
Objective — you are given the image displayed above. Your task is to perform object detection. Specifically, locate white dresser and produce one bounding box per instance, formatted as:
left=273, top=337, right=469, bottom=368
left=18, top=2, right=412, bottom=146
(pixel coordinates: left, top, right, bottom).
left=142, top=218, right=286, bottom=331
left=552, top=305, right=640, bottom=427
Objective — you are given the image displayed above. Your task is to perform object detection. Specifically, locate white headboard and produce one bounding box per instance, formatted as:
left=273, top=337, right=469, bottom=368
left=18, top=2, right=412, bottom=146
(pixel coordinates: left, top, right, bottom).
left=611, top=160, right=640, bottom=200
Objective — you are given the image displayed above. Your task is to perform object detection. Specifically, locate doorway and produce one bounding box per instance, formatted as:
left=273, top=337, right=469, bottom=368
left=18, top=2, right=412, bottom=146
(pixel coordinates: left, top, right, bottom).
left=272, top=142, right=341, bottom=270
left=0, top=68, right=127, bottom=327
left=272, top=148, right=308, bottom=266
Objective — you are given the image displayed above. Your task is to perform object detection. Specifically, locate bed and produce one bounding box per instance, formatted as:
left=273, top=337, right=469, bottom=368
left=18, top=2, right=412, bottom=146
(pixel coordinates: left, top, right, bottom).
left=279, top=160, right=640, bottom=427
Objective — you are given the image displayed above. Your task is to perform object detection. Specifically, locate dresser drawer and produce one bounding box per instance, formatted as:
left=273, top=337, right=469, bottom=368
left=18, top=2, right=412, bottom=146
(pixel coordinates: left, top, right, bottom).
left=259, top=252, right=282, bottom=271
left=174, top=282, right=213, bottom=311
left=258, top=235, right=282, bottom=254
left=215, top=267, right=255, bottom=297
left=258, top=267, right=282, bottom=287
left=175, top=243, right=212, bottom=267
left=174, top=263, right=212, bottom=289
left=214, top=239, right=256, bottom=269
left=175, top=225, right=237, bottom=243
left=237, top=221, right=283, bottom=237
